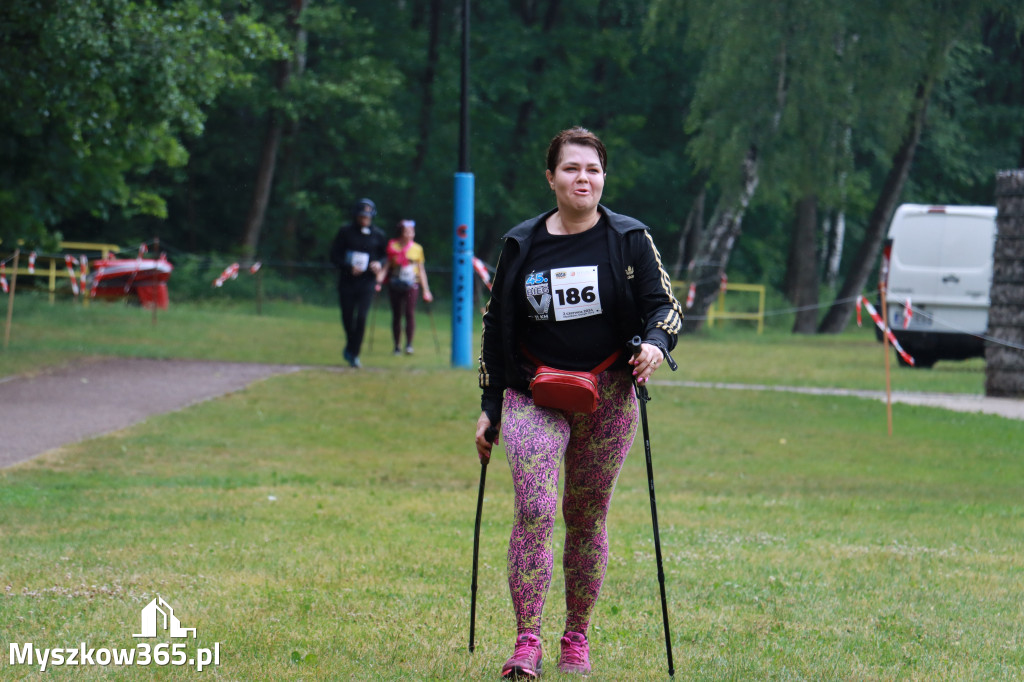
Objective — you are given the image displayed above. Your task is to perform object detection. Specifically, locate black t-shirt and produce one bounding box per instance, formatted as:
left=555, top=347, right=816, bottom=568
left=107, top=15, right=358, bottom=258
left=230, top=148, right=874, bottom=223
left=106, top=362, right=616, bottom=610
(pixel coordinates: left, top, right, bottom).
left=518, top=216, right=621, bottom=371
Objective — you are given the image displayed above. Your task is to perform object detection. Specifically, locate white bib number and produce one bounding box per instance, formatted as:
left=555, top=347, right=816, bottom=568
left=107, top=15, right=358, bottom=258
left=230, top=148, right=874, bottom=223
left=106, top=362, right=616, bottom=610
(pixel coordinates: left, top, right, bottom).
left=550, top=266, right=601, bottom=321
left=347, top=250, right=370, bottom=274
left=398, top=264, right=418, bottom=285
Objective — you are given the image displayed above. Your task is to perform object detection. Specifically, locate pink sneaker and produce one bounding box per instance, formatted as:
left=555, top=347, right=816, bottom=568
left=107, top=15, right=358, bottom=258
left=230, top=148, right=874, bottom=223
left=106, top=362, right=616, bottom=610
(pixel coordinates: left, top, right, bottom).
left=501, top=633, right=543, bottom=679
left=557, top=631, right=591, bottom=674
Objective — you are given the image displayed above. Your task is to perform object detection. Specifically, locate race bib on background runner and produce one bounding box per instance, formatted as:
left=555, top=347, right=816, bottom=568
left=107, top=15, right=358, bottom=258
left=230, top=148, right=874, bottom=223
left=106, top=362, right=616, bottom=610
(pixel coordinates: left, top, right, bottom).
left=524, top=266, right=602, bottom=322
left=398, top=264, right=418, bottom=286
left=346, top=250, right=370, bottom=274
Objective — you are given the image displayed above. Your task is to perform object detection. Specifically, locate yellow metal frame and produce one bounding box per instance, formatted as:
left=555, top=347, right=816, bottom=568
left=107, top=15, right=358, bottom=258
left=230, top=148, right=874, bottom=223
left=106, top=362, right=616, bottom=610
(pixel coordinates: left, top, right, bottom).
left=4, top=241, right=121, bottom=304
left=673, top=280, right=766, bottom=334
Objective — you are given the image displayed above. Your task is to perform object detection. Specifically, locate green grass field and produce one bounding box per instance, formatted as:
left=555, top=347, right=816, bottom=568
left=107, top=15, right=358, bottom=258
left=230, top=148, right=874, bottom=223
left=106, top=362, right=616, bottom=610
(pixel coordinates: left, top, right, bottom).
left=1, top=296, right=1021, bottom=680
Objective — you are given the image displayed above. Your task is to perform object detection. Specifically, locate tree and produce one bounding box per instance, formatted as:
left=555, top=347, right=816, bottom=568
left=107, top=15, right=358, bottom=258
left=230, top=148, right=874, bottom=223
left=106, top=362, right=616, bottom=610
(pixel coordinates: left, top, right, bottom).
left=240, top=0, right=308, bottom=263
left=0, top=0, right=280, bottom=248
left=163, top=0, right=405, bottom=260
left=649, top=0, right=1024, bottom=334
left=786, top=195, right=819, bottom=333
left=817, top=76, right=935, bottom=333
left=817, top=1, right=1023, bottom=333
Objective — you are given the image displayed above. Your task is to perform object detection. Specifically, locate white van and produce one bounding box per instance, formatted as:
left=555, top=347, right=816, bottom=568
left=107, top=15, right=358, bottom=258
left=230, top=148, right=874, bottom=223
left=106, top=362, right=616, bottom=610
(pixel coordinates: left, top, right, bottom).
left=880, top=203, right=997, bottom=368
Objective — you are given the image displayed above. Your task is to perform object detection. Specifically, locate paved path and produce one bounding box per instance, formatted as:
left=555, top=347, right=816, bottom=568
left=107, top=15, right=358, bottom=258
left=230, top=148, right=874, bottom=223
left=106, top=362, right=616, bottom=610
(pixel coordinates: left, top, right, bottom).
left=654, top=380, right=1024, bottom=421
left=0, top=358, right=303, bottom=468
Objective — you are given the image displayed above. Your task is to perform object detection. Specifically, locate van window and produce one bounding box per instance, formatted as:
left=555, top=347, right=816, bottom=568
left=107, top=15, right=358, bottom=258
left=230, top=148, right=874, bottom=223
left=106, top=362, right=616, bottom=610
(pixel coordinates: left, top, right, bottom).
left=940, top=215, right=992, bottom=269
left=895, top=214, right=991, bottom=269
left=894, top=216, right=942, bottom=266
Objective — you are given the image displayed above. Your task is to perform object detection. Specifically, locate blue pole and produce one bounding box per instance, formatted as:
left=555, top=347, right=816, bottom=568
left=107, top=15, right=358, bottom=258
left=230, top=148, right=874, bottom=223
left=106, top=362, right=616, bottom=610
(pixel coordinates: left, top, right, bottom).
left=452, top=172, right=475, bottom=367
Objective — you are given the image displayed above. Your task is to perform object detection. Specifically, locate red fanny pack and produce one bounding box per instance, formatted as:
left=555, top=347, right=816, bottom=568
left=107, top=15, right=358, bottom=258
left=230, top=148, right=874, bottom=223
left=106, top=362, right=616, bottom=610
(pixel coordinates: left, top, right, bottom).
left=527, top=350, right=621, bottom=414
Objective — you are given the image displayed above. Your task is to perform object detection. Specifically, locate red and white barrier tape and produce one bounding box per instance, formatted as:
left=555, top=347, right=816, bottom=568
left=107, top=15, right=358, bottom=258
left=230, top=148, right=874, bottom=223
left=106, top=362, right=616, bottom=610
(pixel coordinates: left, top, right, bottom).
left=78, top=254, right=88, bottom=292
left=64, top=255, right=79, bottom=295
left=213, top=263, right=240, bottom=287
left=856, top=296, right=915, bottom=366
left=685, top=282, right=696, bottom=309
left=28, top=251, right=36, bottom=274
left=902, top=298, right=913, bottom=329
left=472, top=257, right=491, bottom=290
left=1, top=262, right=8, bottom=293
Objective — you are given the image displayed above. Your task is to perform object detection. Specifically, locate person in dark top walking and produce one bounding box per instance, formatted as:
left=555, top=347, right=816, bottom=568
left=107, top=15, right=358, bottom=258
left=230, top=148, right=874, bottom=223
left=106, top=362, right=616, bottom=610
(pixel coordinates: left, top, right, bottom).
left=329, top=198, right=387, bottom=368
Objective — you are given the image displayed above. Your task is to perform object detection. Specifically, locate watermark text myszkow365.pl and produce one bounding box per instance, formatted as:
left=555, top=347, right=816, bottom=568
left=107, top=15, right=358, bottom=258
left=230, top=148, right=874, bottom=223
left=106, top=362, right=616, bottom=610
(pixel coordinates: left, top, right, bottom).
left=8, top=596, right=221, bottom=673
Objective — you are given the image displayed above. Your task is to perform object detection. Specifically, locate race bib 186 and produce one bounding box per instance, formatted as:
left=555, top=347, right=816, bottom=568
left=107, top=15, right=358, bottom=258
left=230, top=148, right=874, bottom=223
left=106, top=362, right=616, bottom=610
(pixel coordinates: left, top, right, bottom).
left=524, top=266, right=602, bottom=322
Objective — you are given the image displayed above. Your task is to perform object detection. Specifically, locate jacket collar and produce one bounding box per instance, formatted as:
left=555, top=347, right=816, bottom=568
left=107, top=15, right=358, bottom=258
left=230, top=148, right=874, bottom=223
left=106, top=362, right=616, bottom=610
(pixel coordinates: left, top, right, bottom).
left=504, top=205, right=647, bottom=242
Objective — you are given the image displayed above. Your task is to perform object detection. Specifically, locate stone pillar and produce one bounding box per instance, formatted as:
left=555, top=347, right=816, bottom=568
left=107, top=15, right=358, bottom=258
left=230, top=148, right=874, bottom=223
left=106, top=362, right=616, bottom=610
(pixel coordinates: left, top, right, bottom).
left=985, top=169, right=1024, bottom=397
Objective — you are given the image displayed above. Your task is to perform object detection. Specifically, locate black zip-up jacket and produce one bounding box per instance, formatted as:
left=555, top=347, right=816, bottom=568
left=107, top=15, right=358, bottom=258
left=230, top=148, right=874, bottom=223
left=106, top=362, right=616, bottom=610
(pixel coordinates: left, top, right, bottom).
left=478, top=206, right=683, bottom=424
left=329, top=222, right=387, bottom=285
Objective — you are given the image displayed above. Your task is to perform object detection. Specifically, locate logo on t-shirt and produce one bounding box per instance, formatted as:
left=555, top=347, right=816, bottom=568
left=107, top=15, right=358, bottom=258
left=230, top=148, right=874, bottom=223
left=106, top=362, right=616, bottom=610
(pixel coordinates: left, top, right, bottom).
left=525, top=271, right=551, bottom=320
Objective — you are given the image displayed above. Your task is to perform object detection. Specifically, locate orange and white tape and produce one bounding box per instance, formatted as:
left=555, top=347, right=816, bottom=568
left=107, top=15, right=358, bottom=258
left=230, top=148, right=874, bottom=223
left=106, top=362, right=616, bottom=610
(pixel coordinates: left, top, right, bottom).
left=28, top=251, right=36, bottom=274
left=685, top=282, right=696, bottom=309
left=857, top=296, right=915, bottom=366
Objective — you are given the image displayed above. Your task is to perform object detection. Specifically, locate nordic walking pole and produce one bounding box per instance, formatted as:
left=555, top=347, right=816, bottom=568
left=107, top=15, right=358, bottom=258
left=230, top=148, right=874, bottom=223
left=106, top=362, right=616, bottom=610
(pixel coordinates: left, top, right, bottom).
left=469, top=425, right=498, bottom=653
left=628, top=335, right=676, bottom=677
left=368, top=288, right=379, bottom=351
left=4, top=249, right=19, bottom=350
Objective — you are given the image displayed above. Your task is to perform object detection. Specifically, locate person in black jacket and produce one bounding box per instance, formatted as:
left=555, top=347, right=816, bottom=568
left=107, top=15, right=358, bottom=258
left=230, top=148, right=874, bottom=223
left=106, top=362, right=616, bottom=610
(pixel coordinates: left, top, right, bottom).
left=329, top=198, right=387, bottom=368
left=475, top=127, right=682, bottom=678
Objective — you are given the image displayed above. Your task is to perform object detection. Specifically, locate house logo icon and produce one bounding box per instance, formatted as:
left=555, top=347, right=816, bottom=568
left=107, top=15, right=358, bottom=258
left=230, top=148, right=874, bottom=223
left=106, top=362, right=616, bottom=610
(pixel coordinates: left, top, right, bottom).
left=133, top=596, right=197, bottom=639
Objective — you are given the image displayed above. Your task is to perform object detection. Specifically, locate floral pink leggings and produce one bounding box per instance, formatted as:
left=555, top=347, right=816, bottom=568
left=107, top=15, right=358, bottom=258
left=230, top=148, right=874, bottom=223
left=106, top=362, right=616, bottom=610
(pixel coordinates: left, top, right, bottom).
left=502, top=370, right=639, bottom=637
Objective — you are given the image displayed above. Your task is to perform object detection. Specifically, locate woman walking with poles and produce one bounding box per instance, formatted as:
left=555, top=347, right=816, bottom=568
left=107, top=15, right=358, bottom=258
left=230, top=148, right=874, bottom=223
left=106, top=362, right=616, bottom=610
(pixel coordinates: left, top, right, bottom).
left=475, top=127, right=682, bottom=678
left=379, top=219, right=433, bottom=355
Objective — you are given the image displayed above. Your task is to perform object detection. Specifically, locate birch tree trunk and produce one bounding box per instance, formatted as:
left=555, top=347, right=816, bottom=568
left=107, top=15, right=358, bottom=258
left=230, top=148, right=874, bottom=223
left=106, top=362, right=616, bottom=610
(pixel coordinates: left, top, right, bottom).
left=680, top=37, right=787, bottom=334
left=824, top=124, right=852, bottom=288
left=824, top=210, right=846, bottom=288
left=682, top=146, right=760, bottom=333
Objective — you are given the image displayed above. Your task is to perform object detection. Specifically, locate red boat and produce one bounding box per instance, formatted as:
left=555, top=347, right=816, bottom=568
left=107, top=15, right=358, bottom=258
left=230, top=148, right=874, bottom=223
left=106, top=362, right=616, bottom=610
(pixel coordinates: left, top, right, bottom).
left=88, top=253, right=173, bottom=308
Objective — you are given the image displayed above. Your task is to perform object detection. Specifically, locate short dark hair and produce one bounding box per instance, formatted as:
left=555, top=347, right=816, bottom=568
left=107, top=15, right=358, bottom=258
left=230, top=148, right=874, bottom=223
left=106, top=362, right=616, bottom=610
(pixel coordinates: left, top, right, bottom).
left=545, top=127, right=607, bottom=173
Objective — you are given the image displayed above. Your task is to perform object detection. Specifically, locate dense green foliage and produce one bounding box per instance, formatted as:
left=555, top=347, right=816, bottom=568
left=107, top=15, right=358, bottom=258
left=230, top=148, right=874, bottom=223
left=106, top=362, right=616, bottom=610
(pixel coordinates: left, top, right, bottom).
left=0, top=0, right=282, bottom=247
left=2, top=0, right=1022, bottom=314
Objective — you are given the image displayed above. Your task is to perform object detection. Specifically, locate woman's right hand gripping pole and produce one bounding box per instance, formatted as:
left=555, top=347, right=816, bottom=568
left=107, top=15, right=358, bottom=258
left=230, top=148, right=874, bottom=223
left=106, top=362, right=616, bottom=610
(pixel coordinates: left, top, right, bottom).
left=475, top=412, right=500, bottom=464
